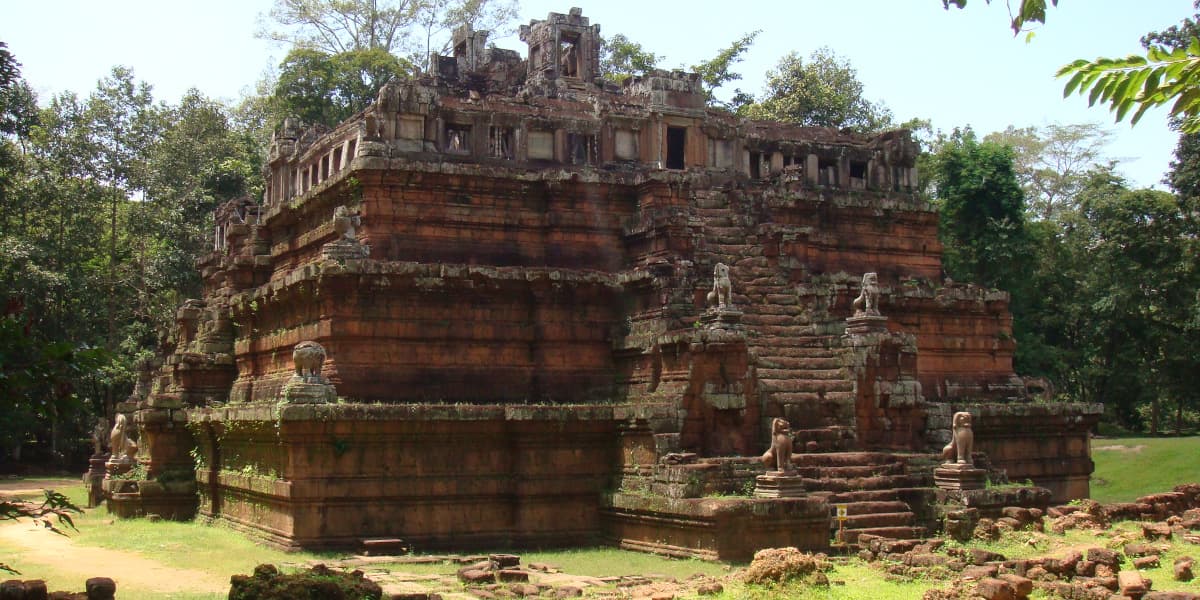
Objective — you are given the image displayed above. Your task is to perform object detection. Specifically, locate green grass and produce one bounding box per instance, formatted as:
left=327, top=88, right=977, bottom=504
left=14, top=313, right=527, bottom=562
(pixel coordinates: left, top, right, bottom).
left=1091, top=436, right=1200, bottom=503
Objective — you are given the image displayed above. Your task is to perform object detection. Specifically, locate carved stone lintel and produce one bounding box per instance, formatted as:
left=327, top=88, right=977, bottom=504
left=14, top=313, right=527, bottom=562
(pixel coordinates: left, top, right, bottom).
left=934, top=463, right=986, bottom=491
left=754, top=472, right=805, bottom=498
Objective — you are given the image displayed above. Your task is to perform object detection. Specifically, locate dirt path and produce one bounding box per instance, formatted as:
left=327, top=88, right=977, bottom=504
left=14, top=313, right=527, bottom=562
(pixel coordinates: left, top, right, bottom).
left=0, top=477, right=81, bottom=497
left=0, top=520, right=228, bottom=595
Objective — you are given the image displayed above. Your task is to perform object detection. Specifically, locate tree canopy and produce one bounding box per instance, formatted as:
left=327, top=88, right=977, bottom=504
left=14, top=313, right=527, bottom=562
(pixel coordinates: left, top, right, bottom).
left=738, top=48, right=893, bottom=132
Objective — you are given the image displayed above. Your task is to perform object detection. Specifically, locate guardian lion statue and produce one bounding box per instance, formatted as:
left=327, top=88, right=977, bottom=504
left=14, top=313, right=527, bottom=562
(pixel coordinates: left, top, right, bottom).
left=941, top=411, right=974, bottom=465
left=293, top=341, right=327, bottom=382
left=852, top=272, right=881, bottom=316
left=706, top=263, right=733, bottom=309
left=332, top=206, right=361, bottom=241
left=109, top=414, right=137, bottom=464
left=760, top=418, right=795, bottom=474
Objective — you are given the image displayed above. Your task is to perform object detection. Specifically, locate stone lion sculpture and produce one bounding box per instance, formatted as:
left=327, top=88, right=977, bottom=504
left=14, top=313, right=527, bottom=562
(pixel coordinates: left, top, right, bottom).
left=293, top=341, right=327, bottom=382
left=706, top=263, right=733, bottom=309
left=760, top=418, right=794, bottom=474
left=91, top=416, right=109, bottom=456
left=332, top=206, right=361, bottom=241
left=109, top=414, right=137, bottom=463
left=852, top=272, right=881, bottom=316
left=941, top=411, right=974, bottom=465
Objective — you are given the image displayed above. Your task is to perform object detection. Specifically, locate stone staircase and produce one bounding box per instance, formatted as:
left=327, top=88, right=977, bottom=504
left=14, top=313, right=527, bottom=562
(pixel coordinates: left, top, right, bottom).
left=796, top=452, right=936, bottom=544
left=694, top=198, right=938, bottom=545
left=695, top=202, right=857, bottom=450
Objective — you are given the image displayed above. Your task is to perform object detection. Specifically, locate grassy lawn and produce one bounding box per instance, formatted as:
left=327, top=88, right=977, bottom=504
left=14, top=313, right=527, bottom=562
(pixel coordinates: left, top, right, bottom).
left=1091, top=436, right=1200, bottom=503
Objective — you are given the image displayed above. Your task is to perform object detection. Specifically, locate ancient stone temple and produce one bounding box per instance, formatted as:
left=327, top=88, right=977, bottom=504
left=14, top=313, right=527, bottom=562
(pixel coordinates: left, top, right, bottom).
left=114, top=9, right=1100, bottom=560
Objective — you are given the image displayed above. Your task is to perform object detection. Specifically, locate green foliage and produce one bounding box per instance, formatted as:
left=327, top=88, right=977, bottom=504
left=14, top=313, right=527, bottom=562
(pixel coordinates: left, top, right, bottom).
left=738, top=48, right=894, bottom=133
left=690, top=31, right=760, bottom=110
left=599, top=34, right=661, bottom=83
left=0, top=315, right=108, bottom=459
left=1057, top=41, right=1200, bottom=134
left=927, top=128, right=1029, bottom=289
left=271, top=47, right=412, bottom=127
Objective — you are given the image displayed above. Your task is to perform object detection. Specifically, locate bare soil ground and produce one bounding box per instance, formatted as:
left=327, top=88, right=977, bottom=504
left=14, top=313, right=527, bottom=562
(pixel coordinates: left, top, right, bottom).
left=0, top=520, right=229, bottom=595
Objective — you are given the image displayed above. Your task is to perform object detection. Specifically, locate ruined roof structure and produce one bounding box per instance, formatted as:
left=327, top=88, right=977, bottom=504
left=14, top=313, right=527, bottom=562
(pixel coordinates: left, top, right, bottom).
left=113, top=9, right=1101, bottom=560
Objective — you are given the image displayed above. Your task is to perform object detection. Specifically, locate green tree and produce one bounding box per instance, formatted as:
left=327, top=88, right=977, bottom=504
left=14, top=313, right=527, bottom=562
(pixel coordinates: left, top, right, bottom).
left=270, top=47, right=413, bottom=127
left=738, top=48, right=893, bottom=132
left=599, top=34, right=661, bottom=83
left=690, top=31, right=759, bottom=110
left=1072, top=172, right=1198, bottom=430
left=927, top=128, right=1029, bottom=289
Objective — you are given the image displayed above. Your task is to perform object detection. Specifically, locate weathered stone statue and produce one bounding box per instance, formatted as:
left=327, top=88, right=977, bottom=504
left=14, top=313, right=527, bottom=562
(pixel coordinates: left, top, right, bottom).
left=941, top=411, right=974, bottom=465
left=332, top=206, right=360, bottom=241
left=280, top=341, right=336, bottom=404
left=293, top=341, right=327, bottom=383
left=852, top=272, right=881, bottom=316
left=760, top=418, right=794, bottom=474
left=91, top=416, right=109, bottom=457
left=707, top=263, right=733, bottom=310
left=108, top=413, right=137, bottom=465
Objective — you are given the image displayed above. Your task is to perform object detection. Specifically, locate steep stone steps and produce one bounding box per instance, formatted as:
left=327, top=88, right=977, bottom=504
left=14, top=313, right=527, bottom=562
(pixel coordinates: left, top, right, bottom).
left=752, top=356, right=842, bottom=370
left=793, top=462, right=904, bottom=480
left=697, top=204, right=868, bottom=456
left=793, top=453, right=933, bottom=544
left=757, top=368, right=847, bottom=381
left=759, top=379, right=854, bottom=394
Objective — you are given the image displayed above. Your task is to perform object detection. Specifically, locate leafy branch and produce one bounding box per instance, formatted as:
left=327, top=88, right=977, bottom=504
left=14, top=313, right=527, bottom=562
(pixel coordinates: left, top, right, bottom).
left=0, top=490, right=82, bottom=537
left=1057, top=39, right=1200, bottom=133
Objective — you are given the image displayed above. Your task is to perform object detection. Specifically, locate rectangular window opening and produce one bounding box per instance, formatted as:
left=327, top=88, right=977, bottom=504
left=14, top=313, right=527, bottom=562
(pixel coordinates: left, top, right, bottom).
left=567, top=133, right=595, bottom=165
left=849, top=161, right=868, bottom=189
left=445, top=124, right=471, bottom=154
left=818, top=158, right=838, bottom=186
left=489, top=127, right=514, bottom=159
left=749, top=152, right=762, bottom=179
left=666, top=126, right=686, bottom=170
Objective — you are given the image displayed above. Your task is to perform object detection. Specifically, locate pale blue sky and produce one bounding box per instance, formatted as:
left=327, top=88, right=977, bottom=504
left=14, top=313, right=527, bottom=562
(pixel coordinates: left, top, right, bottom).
left=3, top=0, right=1191, bottom=189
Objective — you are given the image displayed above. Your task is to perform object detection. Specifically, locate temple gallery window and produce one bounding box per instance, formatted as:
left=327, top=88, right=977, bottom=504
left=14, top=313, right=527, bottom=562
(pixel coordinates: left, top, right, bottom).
left=559, top=32, right=580, bottom=77
left=849, top=161, right=868, bottom=189
left=567, top=133, right=596, bottom=165
left=489, top=127, right=514, bottom=159
left=666, top=126, right=686, bottom=170
left=818, top=158, right=838, bottom=186
left=445, top=124, right=471, bottom=154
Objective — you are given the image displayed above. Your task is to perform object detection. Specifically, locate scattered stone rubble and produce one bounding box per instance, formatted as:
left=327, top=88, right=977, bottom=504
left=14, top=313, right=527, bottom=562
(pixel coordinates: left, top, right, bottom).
left=0, top=577, right=115, bottom=600
left=228, top=563, right=382, bottom=600
left=909, top=484, right=1200, bottom=600
left=741, top=547, right=833, bottom=585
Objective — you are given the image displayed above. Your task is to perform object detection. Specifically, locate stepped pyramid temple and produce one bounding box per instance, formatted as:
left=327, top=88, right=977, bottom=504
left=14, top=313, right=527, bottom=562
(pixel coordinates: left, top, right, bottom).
left=101, top=9, right=1101, bottom=560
